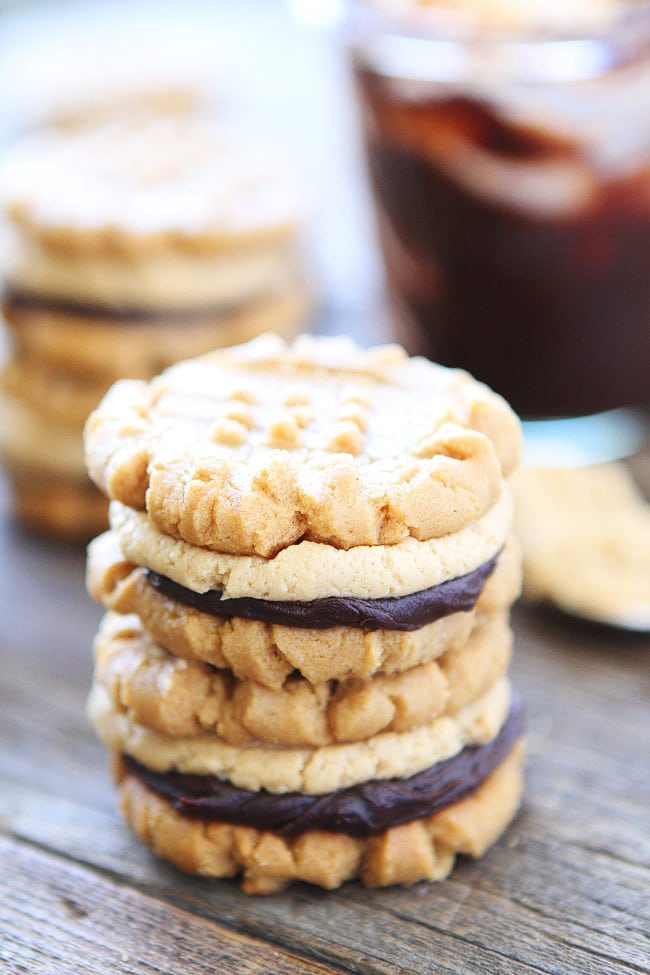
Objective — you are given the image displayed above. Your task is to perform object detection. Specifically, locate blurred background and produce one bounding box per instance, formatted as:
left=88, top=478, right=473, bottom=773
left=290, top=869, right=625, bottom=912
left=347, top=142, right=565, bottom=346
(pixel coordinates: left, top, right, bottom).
left=0, top=0, right=386, bottom=342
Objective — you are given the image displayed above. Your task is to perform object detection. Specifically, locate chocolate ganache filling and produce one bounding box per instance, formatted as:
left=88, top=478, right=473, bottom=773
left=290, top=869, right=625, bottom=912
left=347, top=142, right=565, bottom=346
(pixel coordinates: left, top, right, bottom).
left=123, top=695, right=522, bottom=838
left=146, top=553, right=499, bottom=632
left=2, top=286, right=244, bottom=324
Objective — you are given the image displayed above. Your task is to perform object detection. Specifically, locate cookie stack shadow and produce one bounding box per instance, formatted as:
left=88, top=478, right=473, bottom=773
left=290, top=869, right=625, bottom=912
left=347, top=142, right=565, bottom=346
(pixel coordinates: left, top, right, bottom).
left=84, top=333, right=525, bottom=893
left=0, top=115, right=308, bottom=540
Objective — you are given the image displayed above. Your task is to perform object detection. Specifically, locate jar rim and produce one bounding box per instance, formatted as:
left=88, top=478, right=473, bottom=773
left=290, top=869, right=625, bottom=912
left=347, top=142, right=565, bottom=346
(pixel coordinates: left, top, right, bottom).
left=347, top=0, right=650, bottom=42
left=347, top=1, right=650, bottom=82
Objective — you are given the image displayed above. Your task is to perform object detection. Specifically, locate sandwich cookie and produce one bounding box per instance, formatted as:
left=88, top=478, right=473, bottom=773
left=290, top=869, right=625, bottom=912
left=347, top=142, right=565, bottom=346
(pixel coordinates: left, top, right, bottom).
left=84, top=334, right=524, bottom=891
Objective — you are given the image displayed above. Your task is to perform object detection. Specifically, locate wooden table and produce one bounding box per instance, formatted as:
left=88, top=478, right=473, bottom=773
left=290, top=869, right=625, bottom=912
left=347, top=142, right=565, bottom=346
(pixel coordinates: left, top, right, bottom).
left=2, top=448, right=649, bottom=974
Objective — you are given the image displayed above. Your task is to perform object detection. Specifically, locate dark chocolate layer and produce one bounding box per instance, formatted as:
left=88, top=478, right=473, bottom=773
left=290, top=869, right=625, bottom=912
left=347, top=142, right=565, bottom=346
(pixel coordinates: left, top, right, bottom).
left=2, top=286, right=241, bottom=324
left=123, top=695, right=522, bottom=838
left=146, top=553, right=498, bottom=632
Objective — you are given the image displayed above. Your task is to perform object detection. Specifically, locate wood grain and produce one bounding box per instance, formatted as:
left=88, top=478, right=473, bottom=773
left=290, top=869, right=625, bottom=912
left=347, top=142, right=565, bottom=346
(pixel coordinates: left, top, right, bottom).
left=0, top=838, right=349, bottom=975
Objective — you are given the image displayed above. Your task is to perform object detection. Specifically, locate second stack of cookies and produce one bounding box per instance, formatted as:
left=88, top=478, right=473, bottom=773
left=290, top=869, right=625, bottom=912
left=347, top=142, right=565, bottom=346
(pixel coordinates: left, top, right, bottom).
left=84, top=333, right=524, bottom=893
left=0, top=114, right=309, bottom=538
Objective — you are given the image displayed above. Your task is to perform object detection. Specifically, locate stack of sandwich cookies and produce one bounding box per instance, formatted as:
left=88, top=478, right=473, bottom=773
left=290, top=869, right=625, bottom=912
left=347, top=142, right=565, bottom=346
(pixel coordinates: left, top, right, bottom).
left=84, top=333, right=524, bottom=893
left=0, top=116, right=309, bottom=538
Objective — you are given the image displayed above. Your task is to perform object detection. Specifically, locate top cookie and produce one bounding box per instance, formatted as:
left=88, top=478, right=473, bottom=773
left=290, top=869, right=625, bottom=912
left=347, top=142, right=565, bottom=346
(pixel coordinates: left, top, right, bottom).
left=0, top=116, right=303, bottom=311
left=1, top=115, right=300, bottom=256
left=84, top=333, right=521, bottom=557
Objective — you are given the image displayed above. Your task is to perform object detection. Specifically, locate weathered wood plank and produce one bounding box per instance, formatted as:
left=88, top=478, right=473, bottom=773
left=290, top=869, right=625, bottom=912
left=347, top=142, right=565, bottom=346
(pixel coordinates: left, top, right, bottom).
left=3, top=770, right=648, bottom=975
left=0, top=783, right=537, bottom=975
left=339, top=849, right=650, bottom=975
left=0, top=519, right=101, bottom=676
left=0, top=836, right=350, bottom=975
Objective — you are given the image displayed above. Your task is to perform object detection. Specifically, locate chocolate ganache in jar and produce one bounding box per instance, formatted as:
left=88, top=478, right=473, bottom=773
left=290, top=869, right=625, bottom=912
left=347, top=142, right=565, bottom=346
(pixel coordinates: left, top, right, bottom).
left=349, top=0, right=650, bottom=420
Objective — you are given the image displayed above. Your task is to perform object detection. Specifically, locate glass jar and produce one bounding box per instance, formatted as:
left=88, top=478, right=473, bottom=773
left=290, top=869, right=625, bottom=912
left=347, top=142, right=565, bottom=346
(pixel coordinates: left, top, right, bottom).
left=348, top=0, right=650, bottom=426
